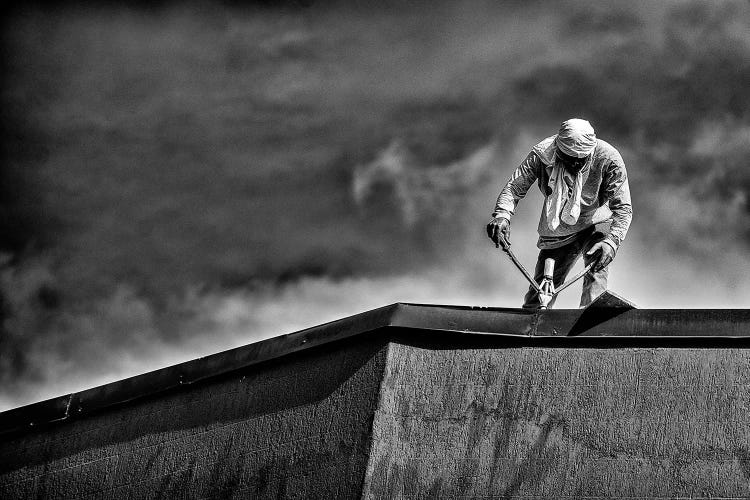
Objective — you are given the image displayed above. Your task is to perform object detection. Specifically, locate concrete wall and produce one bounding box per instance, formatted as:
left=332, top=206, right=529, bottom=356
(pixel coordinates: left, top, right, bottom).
left=363, top=344, right=750, bottom=499
left=0, top=337, right=388, bottom=500
left=4, top=329, right=750, bottom=499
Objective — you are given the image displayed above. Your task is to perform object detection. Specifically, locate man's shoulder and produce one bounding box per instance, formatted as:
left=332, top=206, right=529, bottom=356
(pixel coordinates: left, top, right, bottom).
left=531, top=135, right=557, bottom=165
left=594, top=139, right=625, bottom=167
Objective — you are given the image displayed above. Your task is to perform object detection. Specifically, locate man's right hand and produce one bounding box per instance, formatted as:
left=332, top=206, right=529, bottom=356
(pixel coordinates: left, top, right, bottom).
left=486, top=216, right=511, bottom=249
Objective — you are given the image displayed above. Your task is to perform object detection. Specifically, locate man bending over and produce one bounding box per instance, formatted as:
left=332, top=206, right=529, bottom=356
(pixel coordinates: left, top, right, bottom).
left=486, top=118, right=632, bottom=308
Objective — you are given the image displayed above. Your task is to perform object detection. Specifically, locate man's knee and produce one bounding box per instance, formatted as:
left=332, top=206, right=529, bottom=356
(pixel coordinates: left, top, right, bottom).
left=580, top=266, right=609, bottom=307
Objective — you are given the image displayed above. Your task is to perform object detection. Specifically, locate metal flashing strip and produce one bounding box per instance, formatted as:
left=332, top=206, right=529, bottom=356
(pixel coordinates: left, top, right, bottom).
left=1, top=303, right=750, bottom=436
left=0, top=303, right=399, bottom=437
left=389, top=303, right=535, bottom=336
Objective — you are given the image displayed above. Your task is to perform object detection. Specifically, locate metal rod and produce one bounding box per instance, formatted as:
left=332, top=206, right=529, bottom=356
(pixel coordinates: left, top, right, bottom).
left=497, top=238, right=597, bottom=302
left=553, top=261, right=596, bottom=297
left=500, top=244, right=543, bottom=294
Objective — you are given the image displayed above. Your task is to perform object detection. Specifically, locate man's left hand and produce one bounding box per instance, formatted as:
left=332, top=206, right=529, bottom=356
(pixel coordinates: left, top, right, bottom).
left=586, top=242, right=614, bottom=271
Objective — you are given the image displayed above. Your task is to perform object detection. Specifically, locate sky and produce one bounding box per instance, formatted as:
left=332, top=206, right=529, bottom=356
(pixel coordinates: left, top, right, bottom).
left=1, top=0, right=750, bottom=410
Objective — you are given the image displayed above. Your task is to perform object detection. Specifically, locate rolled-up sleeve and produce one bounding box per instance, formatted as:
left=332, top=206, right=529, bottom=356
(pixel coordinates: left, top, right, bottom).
left=602, top=158, right=632, bottom=251
left=492, top=151, right=541, bottom=220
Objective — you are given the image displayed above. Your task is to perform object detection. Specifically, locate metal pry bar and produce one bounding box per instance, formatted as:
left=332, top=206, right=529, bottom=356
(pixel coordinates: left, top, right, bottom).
left=498, top=236, right=598, bottom=302
left=498, top=239, right=543, bottom=294
left=553, top=260, right=596, bottom=297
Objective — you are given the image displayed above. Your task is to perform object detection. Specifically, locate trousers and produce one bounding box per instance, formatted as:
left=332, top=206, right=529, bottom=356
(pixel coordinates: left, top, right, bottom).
left=522, top=225, right=608, bottom=309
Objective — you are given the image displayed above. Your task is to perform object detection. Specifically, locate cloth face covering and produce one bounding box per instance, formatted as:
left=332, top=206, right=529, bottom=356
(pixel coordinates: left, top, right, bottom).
left=546, top=118, right=596, bottom=230
left=546, top=159, right=585, bottom=230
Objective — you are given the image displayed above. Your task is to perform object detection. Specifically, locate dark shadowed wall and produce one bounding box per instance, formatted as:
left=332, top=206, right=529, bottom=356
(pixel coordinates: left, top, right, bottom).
left=0, top=337, right=388, bottom=499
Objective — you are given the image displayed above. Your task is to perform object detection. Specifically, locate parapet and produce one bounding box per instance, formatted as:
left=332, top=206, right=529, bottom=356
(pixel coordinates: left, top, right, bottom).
left=2, top=299, right=750, bottom=498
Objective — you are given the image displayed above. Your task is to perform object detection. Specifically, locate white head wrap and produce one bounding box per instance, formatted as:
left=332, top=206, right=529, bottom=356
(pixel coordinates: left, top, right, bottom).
left=555, top=118, right=596, bottom=158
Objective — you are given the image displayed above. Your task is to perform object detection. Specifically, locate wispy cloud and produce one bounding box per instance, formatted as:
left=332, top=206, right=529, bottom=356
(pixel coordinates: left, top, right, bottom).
left=1, top=0, right=749, bottom=410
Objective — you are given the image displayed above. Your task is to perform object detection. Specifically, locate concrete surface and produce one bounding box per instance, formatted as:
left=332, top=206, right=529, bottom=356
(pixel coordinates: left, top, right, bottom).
left=2, top=304, right=750, bottom=499
left=363, top=344, right=750, bottom=499
left=0, top=337, right=388, bottom=499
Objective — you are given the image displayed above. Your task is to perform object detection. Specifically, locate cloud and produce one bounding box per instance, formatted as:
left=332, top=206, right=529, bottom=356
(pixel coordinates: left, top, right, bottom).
left=353, top=139, right=496, bottom=227
left=1, top=0, right=750, bottom=410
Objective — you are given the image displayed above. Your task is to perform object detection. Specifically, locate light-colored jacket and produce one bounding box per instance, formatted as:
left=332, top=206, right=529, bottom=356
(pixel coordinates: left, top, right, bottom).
left=492, top=135, right=632, bottom=252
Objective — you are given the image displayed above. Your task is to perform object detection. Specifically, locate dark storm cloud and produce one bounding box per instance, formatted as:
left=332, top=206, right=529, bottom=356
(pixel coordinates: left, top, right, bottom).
left=1, top=0, right=750, bottom=409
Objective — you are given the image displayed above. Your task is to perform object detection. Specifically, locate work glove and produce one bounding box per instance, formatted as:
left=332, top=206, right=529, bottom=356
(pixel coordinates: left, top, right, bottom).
left=586, top=241, right=615, bottom=271
left=486, top=216, right=511, bottom=249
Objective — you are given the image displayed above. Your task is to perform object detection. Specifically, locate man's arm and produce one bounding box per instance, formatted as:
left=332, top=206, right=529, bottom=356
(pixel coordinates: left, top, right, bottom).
left=587, top=156, right=633, bottom=269
left=600, top=158, right=633, bottom=254
left=492, top=151, right=541, bottom=219
left=487, top=151, right=540, bottom=247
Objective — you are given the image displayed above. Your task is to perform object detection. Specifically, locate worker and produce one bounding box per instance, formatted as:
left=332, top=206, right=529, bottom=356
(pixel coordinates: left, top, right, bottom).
left=486, top=118, right=632, bottom=308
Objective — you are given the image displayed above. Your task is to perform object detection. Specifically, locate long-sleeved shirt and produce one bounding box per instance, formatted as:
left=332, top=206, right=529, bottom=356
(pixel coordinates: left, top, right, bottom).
left=492, top=135, right=632, bottom=252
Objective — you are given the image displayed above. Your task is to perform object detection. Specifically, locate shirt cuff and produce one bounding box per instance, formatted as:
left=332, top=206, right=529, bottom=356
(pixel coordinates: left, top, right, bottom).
left=601, top=238, right=618, bottom=254
left=492, top=209, right=512, bottom=220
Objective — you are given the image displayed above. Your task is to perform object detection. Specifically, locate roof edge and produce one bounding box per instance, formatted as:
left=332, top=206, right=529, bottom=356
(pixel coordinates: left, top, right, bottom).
left=3, top=304, right=750, bottom=436
left=0, top=302, right=401, bottom=436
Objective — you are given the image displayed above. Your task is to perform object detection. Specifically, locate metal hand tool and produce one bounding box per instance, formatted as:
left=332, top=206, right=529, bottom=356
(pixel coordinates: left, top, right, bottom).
left=497, top=236, right=597, bottom=308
